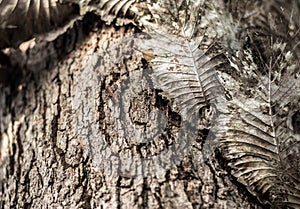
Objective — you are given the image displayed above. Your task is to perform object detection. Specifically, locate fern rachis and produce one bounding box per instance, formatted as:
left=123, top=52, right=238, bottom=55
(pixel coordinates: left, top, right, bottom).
left=216, top=35, right=300, bottom=208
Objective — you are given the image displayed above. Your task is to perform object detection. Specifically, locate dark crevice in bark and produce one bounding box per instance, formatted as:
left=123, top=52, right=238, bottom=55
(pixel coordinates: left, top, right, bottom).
left=0, top=52, right=16, bottom=89
left=56, top=146, right=72, bottom=169
left=81, top=162, right=92, bottom=208
left=204, top=159, right=219, bottom=202
left=116, top=176, right=122, bottom=209
left=51, top=72, right=74, bottom=171
left=68, top=60, right=74, bottom=98
left=36, top=164, right=44, bottom=190
left=9, top=143, right=16, bottom=177
left=50, top=81, right=61, bottom=146
left=177, top=159, right=197, bottom=181
left=182, top=181, right=193, bottom=208
left=30, top=72, right=40, bottom=113
left=42, top=91, right=47, bottom=143
left=0, top=51, right=11, bottom=85
left=22, top=150, right=35, bottom=208
left=8, top=142, right=17, bottom=208
left=98, top=81, right=106, bottom=125
left=11, top=123, right=24, bottom=208
left=153, top=185, right=163, bottom=209
left=23, top=202, right=32, bottom=209
left=141, top=178, right=149, bottom=208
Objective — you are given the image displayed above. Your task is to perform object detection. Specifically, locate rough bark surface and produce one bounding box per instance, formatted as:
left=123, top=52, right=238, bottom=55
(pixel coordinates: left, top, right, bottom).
left=0, top=14, right=265, bottom=209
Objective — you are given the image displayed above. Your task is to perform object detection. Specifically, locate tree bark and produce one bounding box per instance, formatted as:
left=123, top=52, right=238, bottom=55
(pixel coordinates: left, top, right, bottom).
left=0, top=15, right=265, bottom=209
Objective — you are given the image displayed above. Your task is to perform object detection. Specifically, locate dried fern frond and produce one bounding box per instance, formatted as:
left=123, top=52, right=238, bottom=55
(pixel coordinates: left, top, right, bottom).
left=222, top=0, right=300, bottom=52
left=72, top=0, right=138, bottom=25
left=0, top=0, right=78, bottom=49
left=135, top=0, right=227, bottom=118
left=216, top=34, right=300, bottom=208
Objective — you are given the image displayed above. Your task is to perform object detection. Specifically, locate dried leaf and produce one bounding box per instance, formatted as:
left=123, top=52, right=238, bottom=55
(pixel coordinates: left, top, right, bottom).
left=135, top=0, right=226, bottom=117
left=216, top=36, right=300, bottom=208
left=0, top=0, right=78, bottom=49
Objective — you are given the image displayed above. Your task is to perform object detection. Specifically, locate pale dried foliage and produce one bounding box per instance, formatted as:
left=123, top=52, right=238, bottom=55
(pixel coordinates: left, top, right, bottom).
left=136, top=0, right=300, bottom=208
left=0, top=0, right=299, bottom=208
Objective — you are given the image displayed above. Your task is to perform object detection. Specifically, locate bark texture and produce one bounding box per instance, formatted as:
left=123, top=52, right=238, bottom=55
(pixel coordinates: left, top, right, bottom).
left=0, top=12, right=266, bottom=209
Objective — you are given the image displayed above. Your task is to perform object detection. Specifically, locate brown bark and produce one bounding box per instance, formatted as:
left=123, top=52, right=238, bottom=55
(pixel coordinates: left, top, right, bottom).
left=0, top=15, right=264, bottom=209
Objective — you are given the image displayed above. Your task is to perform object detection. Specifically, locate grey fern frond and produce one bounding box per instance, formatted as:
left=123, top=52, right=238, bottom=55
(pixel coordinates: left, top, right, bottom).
left=216, top=31, right=300, bottom=208
left=135, top=0, right=226, bottom=118
left=0, top=0, right=77, bottom=49
left=214, top=1, right=300, bottom=207
left=222, top=0, right=300, bottom=55
left=74, top=0, right=137, bottom=25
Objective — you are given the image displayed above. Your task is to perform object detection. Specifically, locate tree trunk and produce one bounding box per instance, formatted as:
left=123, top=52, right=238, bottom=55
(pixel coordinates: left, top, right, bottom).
left=0, top=15, right=264, bottom=209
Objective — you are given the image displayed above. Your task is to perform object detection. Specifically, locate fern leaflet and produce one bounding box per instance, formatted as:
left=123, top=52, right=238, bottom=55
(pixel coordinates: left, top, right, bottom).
left=216, top=37, right=300, bottom=208
left=135, top=0, right=226, bottom=117
left=0, top=0, right=77, bottom=48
